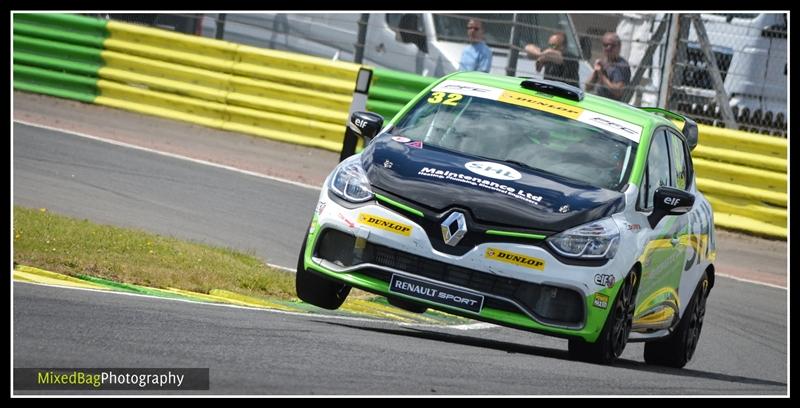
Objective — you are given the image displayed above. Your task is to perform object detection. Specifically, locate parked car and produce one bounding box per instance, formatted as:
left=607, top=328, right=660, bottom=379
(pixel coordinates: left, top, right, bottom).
left=296, top=71, right=716, bottom=367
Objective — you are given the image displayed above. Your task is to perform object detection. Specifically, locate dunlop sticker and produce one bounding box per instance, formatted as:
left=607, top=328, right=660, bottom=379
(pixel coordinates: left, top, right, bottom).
left=485, top=248, right=545, bottom=271
left=499, top=90, right=583, bottom=120
left=358, top=213, right=412, bottom=236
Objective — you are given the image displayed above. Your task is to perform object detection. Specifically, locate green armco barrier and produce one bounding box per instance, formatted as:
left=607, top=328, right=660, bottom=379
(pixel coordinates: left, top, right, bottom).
left=366, top=99, right=406, bottom=120
left=13, top=13, right=109, bottom=41
left=371, top=67, right=436, bottom=90
left=367, top=67, right=436, bottom=120
left=14, top=35, right=105, bottom=66
left=14, top=64, right=98, bottom=102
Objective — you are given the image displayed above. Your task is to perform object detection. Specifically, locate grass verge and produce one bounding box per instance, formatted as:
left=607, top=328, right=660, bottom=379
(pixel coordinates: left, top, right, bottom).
left=13, top=205, right=298, bottom=300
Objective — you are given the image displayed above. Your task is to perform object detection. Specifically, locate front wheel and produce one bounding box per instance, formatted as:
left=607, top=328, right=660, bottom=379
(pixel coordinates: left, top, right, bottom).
left=569, top=270, right=638, bottom=364
left=643, top=271, right=710, bottom=368
left=295, top=231, right=351, bottom=310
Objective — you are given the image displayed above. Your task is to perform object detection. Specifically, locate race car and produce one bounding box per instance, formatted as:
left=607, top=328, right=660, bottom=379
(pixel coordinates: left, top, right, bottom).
left=296, top=71, right=716, bottom=367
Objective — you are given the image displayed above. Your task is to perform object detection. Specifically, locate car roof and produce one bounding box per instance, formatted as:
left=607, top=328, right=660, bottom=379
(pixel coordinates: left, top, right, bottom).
left=444, top=71, right=677, bottom=134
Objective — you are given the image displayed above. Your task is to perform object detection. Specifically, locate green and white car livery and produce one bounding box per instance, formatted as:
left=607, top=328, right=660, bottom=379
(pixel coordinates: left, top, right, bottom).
left=296, top=71, right=716, bottom=367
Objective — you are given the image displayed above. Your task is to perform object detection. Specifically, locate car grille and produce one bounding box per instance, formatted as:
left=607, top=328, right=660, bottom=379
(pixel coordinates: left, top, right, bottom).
left=315, top=228, right=585, bottom=326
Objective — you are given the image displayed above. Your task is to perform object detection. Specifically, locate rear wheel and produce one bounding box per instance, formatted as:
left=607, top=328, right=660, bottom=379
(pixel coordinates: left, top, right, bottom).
left=295, top=231, right=351, bottom=310
left=569, top=270, right=638, bottom=364
left=644, top=271, right=710, bottom=368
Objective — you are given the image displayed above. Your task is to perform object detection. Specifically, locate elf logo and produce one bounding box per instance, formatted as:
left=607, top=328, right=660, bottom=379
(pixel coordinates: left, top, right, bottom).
left=664, top=197, right=681, bottom=206
left=358, top=213, right=412, bottom=236
left=485, top=248, right=545, bottom=271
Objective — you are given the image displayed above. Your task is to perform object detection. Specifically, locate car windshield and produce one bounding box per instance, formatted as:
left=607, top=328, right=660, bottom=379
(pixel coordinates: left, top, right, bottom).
left=390, top=92, right=637, bottom=191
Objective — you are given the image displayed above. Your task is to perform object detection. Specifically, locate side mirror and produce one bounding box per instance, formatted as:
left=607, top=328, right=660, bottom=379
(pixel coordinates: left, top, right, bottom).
left=682, top=115, right=699, bottom=151
left=648, top=187, right=695, bottom=228
left=347, top=111, right=384, bottom=144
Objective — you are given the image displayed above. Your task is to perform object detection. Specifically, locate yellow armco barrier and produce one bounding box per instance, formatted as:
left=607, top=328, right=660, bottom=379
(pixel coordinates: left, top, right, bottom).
left=697, top=124, right=787, bottom=158
left=694, top=124, right=787, bottom=239
left=101, top=20, right=362, bottom=153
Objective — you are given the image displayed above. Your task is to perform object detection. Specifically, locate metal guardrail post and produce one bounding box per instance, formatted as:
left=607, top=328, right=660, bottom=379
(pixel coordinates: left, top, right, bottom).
left=215, top=14, right=226, bottom=40
left=354, top=14, right=370, bottom=64
left=505, top=13, right=521, bottom=77
left=340, top=67, right=373, bottom=162
left=689, top=14, right=737, bottom=129
left=657, top=14, right=680, bottom=109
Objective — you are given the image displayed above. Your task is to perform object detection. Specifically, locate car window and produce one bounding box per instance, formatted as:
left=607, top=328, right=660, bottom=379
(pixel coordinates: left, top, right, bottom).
left=668, top=131, right=688, bottom=190
left=640, top=129, right=672, bottom=209
left=391, top=92, right=636, bottom=191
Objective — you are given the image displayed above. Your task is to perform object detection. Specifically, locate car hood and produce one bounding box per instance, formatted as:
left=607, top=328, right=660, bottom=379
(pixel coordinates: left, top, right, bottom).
left=363, top=136, right=624, bottom=232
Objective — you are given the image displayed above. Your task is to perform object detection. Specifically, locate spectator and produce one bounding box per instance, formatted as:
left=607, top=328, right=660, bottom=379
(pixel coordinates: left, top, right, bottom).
left=524, top=32, right=579, bottom=88
left=459, top=19, right=492, bottom=73
left=585, top=32, right=631, bottom=101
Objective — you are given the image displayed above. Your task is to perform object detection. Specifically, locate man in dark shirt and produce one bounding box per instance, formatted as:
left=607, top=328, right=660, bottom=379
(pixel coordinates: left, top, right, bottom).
left=585, top=32, right=631, bottom=101
left=524, top=31, right=579, bottom=88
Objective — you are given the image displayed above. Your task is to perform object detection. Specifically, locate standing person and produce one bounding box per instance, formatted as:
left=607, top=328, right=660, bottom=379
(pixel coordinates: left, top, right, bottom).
left=459, top=19, right=493, bottom=73
left=524, top=31, right=580, bottom=87
left=585, top=32, right=631, bottom=101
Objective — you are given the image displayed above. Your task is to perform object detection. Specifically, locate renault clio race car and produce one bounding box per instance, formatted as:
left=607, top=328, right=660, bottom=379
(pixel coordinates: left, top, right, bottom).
left=296, top=71, right=716, bottom=367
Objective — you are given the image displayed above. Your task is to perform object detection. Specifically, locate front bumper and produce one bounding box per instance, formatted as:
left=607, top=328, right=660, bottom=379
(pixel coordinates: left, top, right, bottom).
left=303, top=189, right=626, bottom=342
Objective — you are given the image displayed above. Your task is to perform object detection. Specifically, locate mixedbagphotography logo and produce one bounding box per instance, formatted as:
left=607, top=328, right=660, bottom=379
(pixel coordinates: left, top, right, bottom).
left=14, top=368, right=209, bottom=390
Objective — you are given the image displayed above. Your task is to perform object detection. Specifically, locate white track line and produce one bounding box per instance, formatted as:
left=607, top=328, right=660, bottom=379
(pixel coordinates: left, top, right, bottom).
left=13, top=280, right=493, bottom=330
left=13, top=119, right=322, bottom=191
left=715, top=273, right=787, bottom=290
left=14, top=119, right=787, bottom=291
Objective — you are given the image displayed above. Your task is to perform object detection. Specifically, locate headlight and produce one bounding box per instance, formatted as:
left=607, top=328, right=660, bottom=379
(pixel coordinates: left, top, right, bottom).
left=329, top=155, right=373, bottom=203
left=547, top=217, right=620, bottom=259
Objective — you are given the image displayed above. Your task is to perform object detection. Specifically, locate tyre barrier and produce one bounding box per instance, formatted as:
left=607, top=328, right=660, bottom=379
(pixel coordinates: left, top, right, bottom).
left=13, top=13, right=368, bottom=152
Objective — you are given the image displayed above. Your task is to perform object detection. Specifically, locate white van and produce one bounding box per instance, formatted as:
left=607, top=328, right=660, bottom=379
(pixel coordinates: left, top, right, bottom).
left=617, top=13, right=786, bottom=129
left=203, top=13, right=593, bottom=85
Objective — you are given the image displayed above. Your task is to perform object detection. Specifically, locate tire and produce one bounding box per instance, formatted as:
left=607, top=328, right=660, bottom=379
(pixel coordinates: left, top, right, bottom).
left=569, top=270, right=638, bottom=364
left=295, top=231, right=351, bottom=310
left=644, top=271, right=710, bottom=368
left=387, top=296, right=428, bottom=313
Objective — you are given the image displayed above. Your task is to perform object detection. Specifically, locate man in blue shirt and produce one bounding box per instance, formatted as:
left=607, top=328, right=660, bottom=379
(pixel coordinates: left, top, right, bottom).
left=459, top=19, right=492, bottom=73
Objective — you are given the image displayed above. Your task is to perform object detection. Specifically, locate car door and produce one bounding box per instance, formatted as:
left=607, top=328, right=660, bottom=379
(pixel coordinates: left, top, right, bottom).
left=633, top=128, right=692, bottom=331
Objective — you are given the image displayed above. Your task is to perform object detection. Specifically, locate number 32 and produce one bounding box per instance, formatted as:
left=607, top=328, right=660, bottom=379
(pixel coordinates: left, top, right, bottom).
left=427, top=92, right=463, bottom=106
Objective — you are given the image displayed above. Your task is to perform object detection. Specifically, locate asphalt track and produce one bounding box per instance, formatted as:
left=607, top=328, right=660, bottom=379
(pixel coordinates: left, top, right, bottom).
left=12, top=123, right=788, bottom=394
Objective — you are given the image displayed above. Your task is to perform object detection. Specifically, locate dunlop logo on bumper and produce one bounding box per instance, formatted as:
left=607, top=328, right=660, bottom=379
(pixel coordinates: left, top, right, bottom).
left=485, top=248, right=545, bottom=270
left=358, top=213, right=412, bottom=236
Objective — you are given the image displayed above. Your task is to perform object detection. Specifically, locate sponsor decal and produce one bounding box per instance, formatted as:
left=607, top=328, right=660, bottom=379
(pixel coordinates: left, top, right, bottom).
left=465, top=161, right=522, bottom=181
left=383, top=159, right=393, bottom=169
left=593, top=293, right=609, bottom=309
left=418, top=167, right=543, bottom=206
left=406, top=140, right=423, bottom=149
left=315, top=201, right=327, bottom=215
left=338, top=213, right=355, bottom=229
left=430, top=80, right=642, bottom=143
left=357, top=213, right=412, bottom=236
left=485, top=248, right=545, bottom=271
left=559, top=205, right=570, bottom=213
left=576, top=111, right=642, bottom=142
left=594, top=274, right=616, bottom=288
left=391, top=136, right=411, bottom=143
left=389, top=274, right=484, bottom=313
left=432, top=80, right=504, bottom=100
left=626, top=223, right=641, bottom=232
left=499, top=90, right=583, bottom=120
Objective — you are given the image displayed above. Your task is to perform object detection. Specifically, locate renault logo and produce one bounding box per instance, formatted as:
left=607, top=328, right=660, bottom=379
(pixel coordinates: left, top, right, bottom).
left=441, top=212, right=467, bottom=246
